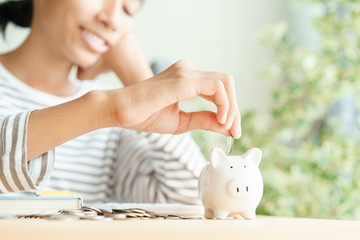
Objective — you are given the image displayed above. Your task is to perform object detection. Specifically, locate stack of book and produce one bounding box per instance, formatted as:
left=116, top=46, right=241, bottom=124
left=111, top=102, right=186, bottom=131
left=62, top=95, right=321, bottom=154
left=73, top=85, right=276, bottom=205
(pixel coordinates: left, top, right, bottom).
left=0, top=190, right=82, bottom=217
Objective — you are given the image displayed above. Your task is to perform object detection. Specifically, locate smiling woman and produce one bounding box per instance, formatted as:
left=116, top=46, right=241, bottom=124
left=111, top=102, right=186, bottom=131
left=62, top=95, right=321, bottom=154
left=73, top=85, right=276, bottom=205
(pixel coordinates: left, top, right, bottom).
left=0, top=0, right=241, bottom=204
left=32, top=0, right=140, bottom=67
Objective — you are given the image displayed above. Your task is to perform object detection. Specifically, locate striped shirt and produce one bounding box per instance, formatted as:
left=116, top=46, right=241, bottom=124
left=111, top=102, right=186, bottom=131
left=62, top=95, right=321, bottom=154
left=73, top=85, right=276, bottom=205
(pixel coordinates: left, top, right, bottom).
left=0, top=63, right=206, bottom=204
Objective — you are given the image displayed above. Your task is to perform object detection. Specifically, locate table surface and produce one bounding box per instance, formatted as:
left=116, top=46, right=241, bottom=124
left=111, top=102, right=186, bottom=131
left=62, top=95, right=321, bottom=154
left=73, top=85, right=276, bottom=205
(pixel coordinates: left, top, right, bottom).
left=1, top=215, right=360, bottom=240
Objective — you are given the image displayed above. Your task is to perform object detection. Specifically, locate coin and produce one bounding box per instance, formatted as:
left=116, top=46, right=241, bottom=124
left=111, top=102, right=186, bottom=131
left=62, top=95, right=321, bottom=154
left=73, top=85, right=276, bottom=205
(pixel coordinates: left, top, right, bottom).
left=80, top=215, right=105, bottom=220
left=227, top=136, right=234, bottom=154
left=109, top=214, right=127, bottom=220
left=17, top=205, right=204, bottom=221
left=43, top=215, right=80, bottom=221
left=125, top=213, right=139, bottom=218
left=81, top=206, right=103, bottom=215
left=113, top=209, right=132, bottom=213
left=180, top=216, right=203, bottom=220
left=128, top=208, right=146, bottom=214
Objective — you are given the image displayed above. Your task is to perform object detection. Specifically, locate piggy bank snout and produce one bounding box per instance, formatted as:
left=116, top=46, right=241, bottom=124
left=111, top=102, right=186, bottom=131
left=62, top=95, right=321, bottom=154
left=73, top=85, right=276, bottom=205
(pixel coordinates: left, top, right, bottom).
left=227, top=179, right=251, bottom=199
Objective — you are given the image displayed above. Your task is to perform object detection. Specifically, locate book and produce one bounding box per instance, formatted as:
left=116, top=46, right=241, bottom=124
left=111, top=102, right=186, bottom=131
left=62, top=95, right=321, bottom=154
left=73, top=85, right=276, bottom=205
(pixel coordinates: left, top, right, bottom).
left=0, top=191, right=82, bottom=216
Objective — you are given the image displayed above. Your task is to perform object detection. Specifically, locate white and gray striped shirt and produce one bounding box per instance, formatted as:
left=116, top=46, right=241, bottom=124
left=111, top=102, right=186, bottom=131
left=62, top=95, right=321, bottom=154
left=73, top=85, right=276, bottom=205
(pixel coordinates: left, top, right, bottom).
left=0, top=63, right=206, bottom=204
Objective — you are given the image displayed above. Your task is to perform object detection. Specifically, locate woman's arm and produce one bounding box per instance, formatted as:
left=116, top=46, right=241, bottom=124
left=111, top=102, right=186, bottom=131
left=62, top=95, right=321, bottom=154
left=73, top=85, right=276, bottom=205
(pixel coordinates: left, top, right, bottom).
left=26, top=91, right=111, bottom=161
left=28, top=60, right=241, bottom=161
left=0, top=59, right=239, bottom=193
left=77, top=34, right=153, bottom=86
left=0, top=111, right=55, bottom=193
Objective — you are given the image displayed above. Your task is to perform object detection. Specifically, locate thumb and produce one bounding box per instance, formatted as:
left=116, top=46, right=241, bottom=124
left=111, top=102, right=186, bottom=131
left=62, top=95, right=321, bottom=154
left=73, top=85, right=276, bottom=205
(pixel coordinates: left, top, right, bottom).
left=177, top=110, right=230, bottom=136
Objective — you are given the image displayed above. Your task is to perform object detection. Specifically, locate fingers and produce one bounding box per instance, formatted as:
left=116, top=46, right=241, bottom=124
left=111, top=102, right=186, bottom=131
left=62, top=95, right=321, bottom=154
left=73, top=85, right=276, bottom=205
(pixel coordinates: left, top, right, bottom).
left=177, top=110, right=230, bottom=136
left=147, top=60, right=242, bottom=138
left=221, top=74, right=237, bottom=129
left=195, top=71, right=241, bottom=138
left=230, top=111, right=242, bottom=139
left=211, top=81, right=229, bottom=124
left=220, top=74, right=241, bottom=139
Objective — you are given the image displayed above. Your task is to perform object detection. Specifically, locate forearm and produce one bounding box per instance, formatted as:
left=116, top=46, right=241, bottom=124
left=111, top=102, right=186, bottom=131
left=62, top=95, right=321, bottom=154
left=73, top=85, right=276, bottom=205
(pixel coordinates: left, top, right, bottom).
left=26, top=90, right=112, bottom=161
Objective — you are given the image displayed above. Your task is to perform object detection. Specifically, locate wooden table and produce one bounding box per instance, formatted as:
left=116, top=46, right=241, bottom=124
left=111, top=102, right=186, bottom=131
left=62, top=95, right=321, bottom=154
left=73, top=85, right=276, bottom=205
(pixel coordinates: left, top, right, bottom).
left=1, top=216, right=359, bottom=240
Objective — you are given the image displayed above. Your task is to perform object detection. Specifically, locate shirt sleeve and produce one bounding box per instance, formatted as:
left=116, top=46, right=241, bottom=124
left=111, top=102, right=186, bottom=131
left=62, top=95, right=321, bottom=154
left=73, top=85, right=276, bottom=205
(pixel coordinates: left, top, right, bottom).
left=0, top=111, right=55, bottom=193
left=111, top=129, right=207, bottom=205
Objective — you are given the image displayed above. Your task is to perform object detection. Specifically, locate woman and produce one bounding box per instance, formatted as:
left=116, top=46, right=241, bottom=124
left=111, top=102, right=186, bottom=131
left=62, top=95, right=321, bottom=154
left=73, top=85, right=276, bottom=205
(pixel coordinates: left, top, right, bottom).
left=0, top=0, right=241, bottom=204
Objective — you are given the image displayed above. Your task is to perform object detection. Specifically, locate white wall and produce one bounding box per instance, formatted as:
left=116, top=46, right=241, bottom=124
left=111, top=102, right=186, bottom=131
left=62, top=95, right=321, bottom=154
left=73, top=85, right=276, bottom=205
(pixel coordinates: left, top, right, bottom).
left=134, top=0, right=288, bottom=112
left=0, top=0, right=289, bottom=113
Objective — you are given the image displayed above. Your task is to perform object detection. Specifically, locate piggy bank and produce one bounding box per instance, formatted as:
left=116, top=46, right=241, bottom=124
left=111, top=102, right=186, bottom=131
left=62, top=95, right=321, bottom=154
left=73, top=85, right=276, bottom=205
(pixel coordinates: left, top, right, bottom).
left=198, top=147, right=263, bottom=220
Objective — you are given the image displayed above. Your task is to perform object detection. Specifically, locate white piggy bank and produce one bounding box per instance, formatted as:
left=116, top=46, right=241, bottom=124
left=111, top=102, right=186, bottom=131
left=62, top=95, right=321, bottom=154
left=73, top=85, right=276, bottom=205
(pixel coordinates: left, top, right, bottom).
left=198, top=147, right=263, bottom=220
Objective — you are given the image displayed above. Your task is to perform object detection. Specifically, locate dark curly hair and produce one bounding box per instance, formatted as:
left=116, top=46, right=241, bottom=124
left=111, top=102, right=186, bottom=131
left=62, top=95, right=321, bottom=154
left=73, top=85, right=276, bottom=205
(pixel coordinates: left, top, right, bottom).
left=0, top=0, right=33, bottom=37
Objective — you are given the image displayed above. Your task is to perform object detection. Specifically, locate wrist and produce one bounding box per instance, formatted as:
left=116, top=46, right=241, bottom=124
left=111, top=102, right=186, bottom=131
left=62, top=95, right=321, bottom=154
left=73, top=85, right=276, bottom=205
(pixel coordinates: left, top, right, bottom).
left=84, top=90, right=116, bottom=129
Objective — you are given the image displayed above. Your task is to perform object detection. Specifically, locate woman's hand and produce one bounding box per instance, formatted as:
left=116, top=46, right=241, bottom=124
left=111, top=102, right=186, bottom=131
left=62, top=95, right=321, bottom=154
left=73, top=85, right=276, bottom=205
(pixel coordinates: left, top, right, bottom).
left=77, top=34, right=153, bottom=85
left=108, top=60, right=241, bottom=138
left=25, top=60, right=240, bottom=161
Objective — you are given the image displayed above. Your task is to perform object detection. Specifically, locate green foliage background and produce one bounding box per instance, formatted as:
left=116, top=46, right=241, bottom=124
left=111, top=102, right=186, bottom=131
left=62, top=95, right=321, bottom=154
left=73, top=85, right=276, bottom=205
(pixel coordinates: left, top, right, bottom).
left=192, top=0, right=360, bottom=220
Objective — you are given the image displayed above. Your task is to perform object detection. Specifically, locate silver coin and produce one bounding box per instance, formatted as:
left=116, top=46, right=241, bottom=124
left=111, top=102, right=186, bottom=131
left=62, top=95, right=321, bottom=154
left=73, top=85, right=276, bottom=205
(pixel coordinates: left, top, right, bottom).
left=128, top=208, right=146, bottom=214
left=80, top=215, right=106, bottom=220
left=81, top=206, right=103, bottom=215
left=110, top=214, right=127, bottom=220
left=142, top=213, right=151, bottom=218
left=125, top=213, right=139, bottom=218
left=43, top=215, right=80, bottom=221
left=75, top=212, right=98, bottom=218
left=165, top=215, right=181, bottom=220
left=113, top=209, right=132, bottom=213
left=60, top=209, right=82, bottom=214
left=99, top=209, right=113, bottom=215
left=180, top=216, right=203, bottom=220
left=144, top=211, right=160, bottom=218
left=227, top=136, right=234, bottom=154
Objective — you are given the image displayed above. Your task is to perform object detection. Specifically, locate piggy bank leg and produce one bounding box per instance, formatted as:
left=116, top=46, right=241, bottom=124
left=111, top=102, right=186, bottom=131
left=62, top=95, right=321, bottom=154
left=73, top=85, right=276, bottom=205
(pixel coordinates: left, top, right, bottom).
left=242, top=210, right=256, bottom=220
left=213, top=210, right=229, bottom=220
left=229, top=213, right=243, bottom=219
left=204, top=208, right=214, bottom=219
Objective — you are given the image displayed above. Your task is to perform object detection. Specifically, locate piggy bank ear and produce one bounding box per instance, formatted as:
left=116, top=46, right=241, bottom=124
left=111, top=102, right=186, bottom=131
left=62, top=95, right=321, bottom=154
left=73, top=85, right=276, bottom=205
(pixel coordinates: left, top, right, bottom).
left=210, top=147, right=227, bottom=168
left=242, top=148, right=262, bottom=167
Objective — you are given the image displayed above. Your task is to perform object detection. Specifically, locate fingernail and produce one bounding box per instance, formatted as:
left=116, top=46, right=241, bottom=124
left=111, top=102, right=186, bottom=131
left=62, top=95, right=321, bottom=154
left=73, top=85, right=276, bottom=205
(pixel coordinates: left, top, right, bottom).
left=236, top=125, right=241, bottom=139
left=217, top=114, right=225, bottom=125
left=224, top=118, right=233, bottom=130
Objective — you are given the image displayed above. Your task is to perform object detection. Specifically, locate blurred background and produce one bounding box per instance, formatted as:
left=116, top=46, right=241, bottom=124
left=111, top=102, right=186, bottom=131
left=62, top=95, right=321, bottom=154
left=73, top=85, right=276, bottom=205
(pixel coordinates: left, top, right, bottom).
left=2, top=0, right=360, bottom=220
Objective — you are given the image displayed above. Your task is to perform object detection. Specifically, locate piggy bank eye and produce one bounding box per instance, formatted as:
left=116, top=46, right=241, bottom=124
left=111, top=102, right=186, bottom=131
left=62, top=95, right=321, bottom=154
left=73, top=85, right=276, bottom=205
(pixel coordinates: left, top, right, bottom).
left=244, top=166, right=246, bottom=168
left=230, top=166, right=233, bottom=169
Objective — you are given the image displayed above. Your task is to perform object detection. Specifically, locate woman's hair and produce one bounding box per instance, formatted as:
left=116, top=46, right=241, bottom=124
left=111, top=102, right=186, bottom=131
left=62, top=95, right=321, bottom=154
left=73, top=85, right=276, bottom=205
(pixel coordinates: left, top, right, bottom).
left=0, top=0, right=33, bottom=37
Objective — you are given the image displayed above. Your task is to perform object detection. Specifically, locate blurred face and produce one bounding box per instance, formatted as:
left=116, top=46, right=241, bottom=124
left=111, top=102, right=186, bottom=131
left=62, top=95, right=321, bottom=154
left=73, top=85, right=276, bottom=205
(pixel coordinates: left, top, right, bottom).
left=32, top=0, right=142, bottom=67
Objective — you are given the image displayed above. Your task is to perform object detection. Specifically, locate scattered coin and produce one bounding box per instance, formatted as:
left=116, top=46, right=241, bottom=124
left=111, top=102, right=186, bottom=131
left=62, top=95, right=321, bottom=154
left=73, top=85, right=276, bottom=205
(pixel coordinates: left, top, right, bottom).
left=15, top=206, right=204, bottom=221
left=43, top=215, right=80, bottom=221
